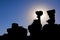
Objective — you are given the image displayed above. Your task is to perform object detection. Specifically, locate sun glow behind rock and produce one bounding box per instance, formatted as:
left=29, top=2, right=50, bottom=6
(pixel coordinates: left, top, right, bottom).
left=27, top=4, right=52, bottom=27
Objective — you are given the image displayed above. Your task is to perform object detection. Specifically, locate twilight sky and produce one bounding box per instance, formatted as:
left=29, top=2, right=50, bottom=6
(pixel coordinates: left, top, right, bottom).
left=0, top=0, right=60, bottom=35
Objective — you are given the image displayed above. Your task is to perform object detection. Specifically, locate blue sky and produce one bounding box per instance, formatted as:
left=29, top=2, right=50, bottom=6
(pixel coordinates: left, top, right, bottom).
left=0, top=0, right=60, bottom=35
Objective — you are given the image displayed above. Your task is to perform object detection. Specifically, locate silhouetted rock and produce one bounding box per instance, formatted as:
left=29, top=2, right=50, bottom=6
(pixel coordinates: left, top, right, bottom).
left=57, top=24, right=60, bottom=32
left=42, top=24, right=58, bottom=32
left=6, top=23, right=27, bottom=40
left=0, top=36, right=3, bottom=40
left=36, top=11, right=43, bottom=24
left=28, top=11, right=43, bottom=35
left=0, top=9, right=60, bottom=40
left=28, top=11, right=43, bottom=40
left=47, top=9, right=55, bottom=24
left=42, top=9, right=58, bottom=32
left=2, top=34, right=8, bottom=40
